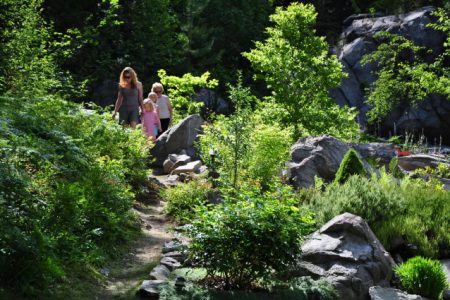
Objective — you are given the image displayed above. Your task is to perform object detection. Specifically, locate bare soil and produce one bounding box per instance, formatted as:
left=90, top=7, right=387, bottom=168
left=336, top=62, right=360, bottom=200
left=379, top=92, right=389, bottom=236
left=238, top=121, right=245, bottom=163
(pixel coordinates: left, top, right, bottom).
left=96, top=200, right=174, bottom=299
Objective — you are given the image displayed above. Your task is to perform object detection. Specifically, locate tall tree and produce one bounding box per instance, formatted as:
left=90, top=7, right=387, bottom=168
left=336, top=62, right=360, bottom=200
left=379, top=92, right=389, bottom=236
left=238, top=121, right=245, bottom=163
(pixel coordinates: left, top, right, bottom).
left=244, top=3, right=359, bottom=140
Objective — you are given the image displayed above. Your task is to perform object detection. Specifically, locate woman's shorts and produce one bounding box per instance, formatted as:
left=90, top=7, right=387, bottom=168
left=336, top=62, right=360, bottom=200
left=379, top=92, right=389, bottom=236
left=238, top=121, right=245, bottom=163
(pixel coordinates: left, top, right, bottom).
left=119, top=106, right=140, bottom=125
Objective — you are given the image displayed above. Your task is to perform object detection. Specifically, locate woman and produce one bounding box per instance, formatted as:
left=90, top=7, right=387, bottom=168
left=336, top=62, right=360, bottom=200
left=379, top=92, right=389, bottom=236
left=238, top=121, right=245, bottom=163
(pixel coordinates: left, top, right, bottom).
left=151, top=82, right=173, bottom=135
left=112, top=67, right=144, bottom=129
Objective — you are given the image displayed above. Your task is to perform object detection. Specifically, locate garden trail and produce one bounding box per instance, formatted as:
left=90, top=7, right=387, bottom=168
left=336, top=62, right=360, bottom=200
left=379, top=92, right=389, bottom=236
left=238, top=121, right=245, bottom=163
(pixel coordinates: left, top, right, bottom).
left=97, top=196, right=174, bottom=299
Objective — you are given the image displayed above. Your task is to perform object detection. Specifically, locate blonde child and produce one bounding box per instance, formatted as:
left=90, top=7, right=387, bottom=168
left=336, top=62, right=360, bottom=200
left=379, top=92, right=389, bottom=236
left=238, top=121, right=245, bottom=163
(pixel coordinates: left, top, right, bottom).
left=148, top=91, right=159, bottom=115
left=142, top=99, right=162, bottom=141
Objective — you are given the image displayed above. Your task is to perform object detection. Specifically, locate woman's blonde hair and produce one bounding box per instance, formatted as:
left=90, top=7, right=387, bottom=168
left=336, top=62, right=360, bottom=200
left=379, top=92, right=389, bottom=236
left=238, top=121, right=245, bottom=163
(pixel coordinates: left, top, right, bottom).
left=143, top=98, right=154, bottom=111
left=151, top=82, right=164, bottom=93
left=119, top=67, right=138, bottom=88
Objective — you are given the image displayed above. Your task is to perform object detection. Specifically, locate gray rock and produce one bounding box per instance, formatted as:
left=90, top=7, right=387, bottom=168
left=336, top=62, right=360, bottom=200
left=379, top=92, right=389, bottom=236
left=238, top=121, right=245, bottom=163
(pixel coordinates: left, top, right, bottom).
left=163, top=251, right=186, bottom=263
left=138, top=279, right=166, bottom=299
left=160, top=256, right=182, bottom=271
left=293, top=213, right=396, bottom=300
left=369, top=286, right=425, bottom=300
left=397, top=154, right=449, bottom=171
left=351, top=142, right=396, bottom=165
left=151, top=115, right=203, bottom=167
left=162, top=240, right=184, bottom=254
left=163, top=154, right=192, bottom=174
left=333, top=6, right=450, bottom=144
left=287, top=135, right=371, bottom=188
left=171, top=160, right=202, bottom=175
left=163, top=159, right=175, bottom=174
left=149, top=264, right=171, bottom=281
left=442, top=259, right=450, bottom=285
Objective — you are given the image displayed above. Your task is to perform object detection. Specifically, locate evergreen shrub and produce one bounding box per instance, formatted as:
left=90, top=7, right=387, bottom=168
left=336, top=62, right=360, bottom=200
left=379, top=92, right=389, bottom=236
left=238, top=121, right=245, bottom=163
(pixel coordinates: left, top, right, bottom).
left=334, top=148, right=367, bottom=184
left=395, top=256, right=448, bottom=299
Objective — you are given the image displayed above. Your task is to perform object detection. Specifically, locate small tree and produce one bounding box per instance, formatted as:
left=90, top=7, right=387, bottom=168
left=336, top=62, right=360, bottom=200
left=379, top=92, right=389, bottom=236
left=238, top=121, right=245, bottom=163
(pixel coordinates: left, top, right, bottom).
left=334, top=148, right=367, bottom=184
left=244, top=3, right=359, bottom=140
left=158, top=69, right=218, bottom=123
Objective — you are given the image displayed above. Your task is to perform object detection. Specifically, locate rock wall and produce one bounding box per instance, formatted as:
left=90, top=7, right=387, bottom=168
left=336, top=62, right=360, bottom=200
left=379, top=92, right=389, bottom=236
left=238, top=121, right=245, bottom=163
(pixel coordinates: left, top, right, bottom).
left=332, top=6, right=450, bottom=144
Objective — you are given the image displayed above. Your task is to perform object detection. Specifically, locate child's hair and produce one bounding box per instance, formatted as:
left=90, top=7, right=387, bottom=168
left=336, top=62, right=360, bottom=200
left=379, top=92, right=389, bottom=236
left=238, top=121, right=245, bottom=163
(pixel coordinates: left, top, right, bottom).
left=148, top=91, right=157, bottom=99
left=143, top=98, right=154, bottom=111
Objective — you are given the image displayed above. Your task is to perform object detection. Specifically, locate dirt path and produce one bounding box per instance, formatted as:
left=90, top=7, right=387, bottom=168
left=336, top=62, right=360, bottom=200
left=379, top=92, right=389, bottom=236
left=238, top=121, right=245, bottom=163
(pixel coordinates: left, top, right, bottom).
left=96, top=199, right=174, bottom=299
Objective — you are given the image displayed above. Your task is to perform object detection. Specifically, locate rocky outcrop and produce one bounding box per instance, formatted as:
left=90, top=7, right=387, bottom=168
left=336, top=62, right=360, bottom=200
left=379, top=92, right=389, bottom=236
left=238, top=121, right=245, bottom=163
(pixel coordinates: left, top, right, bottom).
left=286, top=135, right=372, bottom=188
left=333, top=6, right=450, bottom=144
left=369, top=286, right=425, bottom=300
left=293, top=213, right=396, bottom=300
left=151, top=115, right=203, bottom=167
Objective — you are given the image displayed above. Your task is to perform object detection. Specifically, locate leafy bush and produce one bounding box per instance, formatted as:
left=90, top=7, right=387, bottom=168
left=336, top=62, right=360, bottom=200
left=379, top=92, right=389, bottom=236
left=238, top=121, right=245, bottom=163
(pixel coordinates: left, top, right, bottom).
left=0, top=95, right=148, bottom=293
left=334, top=148, right=367, bottom=184
left=198, top=79, right=293, bottom=190
left=187, top=184, right=315, bottom=288
left=395, top=256, right=448, bottom=299
left=158, top=69, right=219, bottom=123
left=163, top=180, right=211, bottom=223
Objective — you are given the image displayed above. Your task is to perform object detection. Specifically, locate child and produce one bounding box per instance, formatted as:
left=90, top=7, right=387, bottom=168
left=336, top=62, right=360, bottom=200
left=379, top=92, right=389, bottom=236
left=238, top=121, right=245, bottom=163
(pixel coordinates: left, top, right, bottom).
left=148, top=91, right=159, bottom=116
left=142, top=98, right=162, bottom=141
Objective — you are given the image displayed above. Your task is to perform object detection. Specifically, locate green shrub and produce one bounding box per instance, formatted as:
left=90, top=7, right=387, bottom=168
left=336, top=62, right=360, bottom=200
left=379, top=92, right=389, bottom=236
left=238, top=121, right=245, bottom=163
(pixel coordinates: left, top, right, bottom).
left=307, top=170, right=450, bottom=258
left=334, top=148, right=367, bottom=184
left=163, top=180, right=211, bottom=223
left=376, top=177, right=450, bottom=257
left=187, top=184, right=315, bottom=289
left=395, top=256, right=448, bottom=299
left=311, top=173, right=405, bottom=227
left=0, top=95, right=148, bottom=293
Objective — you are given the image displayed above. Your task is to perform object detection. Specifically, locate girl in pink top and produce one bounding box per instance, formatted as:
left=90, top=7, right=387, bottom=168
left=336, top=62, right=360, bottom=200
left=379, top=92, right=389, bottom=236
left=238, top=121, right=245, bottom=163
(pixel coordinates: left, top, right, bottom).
left=142, top=99, right=162, bottom=141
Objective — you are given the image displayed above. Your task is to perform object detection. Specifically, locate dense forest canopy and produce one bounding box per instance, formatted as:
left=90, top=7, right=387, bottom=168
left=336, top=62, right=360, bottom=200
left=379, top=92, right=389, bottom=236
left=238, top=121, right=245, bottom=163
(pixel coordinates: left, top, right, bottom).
left=1, top=0, right=442, bottom=103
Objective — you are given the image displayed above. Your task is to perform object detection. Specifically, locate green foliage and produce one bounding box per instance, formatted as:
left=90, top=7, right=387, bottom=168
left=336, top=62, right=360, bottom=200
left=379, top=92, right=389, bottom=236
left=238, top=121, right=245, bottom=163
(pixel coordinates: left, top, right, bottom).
left=362, top=9, right=450, bottom=123
left=247, top=123, right=292, bottom=187
left=0, top=95, right=148, bottom=293
left=163, top=180, right=211, bottom=224
left=159, top=276, right=338, bottom=300
left=416, top=162, right=450, bottom=179
left=198, top=79, right=254, bottom=189
left=187, top=184, right=315, bottom=288
left=310, top=173, right=406, bottom=228
left=308, top=171, right=450, bottom=257
left=334, top=149, right=367, bottom=184
left=0, top=0, right=59, bottom=96
left=395, top=256, right=448, bottom=299
left=244, top=3, right=359, bottom=140
left=198, top=80, right=293, bottom=189
left=158, top=69, right=219, bottom=123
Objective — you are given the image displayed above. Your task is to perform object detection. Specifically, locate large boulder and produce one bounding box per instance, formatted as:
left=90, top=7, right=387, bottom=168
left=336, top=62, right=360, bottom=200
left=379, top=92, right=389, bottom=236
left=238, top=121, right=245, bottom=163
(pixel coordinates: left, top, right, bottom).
left=332, top=6, right=450, bottom=144
left=293, top=213, right=396, bottom=300
left=369, top=286, right=425, bottom=300
left=150, top=115, right=203, bottom=167
left=286, top=135, right=371, bottom=188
